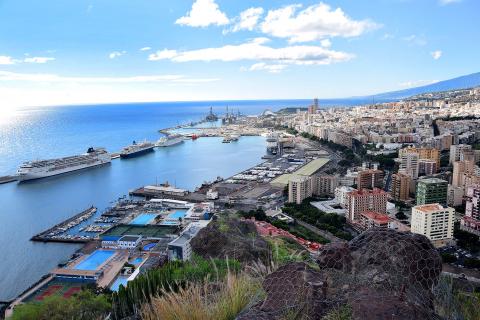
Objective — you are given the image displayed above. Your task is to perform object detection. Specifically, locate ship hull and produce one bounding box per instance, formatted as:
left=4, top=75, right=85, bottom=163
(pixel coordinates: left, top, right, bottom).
left=17, top=160, right=111, bottom=182
left=120, top=147, right=154, bottom=158
left=156, top=139, right=184, bottom=147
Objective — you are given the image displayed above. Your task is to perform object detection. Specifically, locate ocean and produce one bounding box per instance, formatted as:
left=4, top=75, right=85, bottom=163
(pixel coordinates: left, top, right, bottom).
left=0, top=99, right=352, bottom=301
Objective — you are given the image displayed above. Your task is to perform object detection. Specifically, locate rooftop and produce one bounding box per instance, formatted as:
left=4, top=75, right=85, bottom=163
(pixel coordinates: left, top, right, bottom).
left=101, top=224, right=179, bottom=239
left=418, top=178, right=448, bottom=184
left=414, top=203, right=452, bottom=213
left=361, top=211, right=391, bottom=224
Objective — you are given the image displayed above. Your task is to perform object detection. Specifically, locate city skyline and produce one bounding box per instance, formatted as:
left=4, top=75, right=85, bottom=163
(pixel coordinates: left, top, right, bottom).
left=0, top=0, right=479, bottom=108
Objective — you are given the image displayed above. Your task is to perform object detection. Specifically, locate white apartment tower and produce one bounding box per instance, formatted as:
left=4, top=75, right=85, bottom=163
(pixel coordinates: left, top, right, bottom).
left=411, top=203, right=455, bottom=247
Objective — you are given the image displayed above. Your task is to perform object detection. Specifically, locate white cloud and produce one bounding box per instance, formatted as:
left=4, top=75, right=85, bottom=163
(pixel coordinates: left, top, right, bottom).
left=176, top=0, right=229, bottom=27
left=229, top=7, right=264, bottom=32
left=431, top=50, right=442, bottom=60
left=403, top=34, right=427, bottom=46
left=249, top=62, right=287, bottom=73
left=320, top=39, right=332, bottom=48
left=399, top=79, right=439, bottom=88
left=109, top=51, right=126, bottom=59
left=139, top=47, right=152, bottom=51
left=260, top=3, right=380, bottom=43
left=148, top=38, right=354, bottom=65
left=439, top=0, right=461, bottom=5
left=24, top=57, right=55, bottom=64
left=381, top=33, right=394, bottom=40
left=0, top=56, right=16, bottom=65
left=149, top=49, right=178, bottom=61
left=0, top=70, right=218, bottom=84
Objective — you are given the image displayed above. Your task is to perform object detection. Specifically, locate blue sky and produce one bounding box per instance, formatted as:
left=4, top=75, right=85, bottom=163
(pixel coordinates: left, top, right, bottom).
left=0, top=0, right=478, bottom=107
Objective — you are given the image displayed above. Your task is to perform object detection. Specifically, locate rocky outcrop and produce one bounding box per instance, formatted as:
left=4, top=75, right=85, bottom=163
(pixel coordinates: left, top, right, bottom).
left=191, top=217, right=269, bottom=263
left=237, top=228, right=443, bottom=320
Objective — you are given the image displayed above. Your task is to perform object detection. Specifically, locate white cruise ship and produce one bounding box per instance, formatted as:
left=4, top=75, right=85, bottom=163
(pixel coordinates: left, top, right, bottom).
left=17, top=147, right=111, bottom=181
left=120, top=140, right=155, bottom=158
left=155, top=134, right=184, bottom=147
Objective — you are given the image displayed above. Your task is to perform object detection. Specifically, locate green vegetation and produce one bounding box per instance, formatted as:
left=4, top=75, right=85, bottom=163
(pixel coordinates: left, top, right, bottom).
left=463, top=258, right=480, bottom=268
left=112, top=256, right=240, bottom=319
left=441, top=252, right=457, bottom=263
left=238, top=209, right=329, bottom=244
left=322, top=305, right=352, bottom=320
left=286, top=127, right=299, bottom=135
left=454, top=225, right=480, bottom=253
left=282, top=200, right=353, bottom=241
left=11, top=290, right=110, bottom=320
left=267, top=237, right=310, bottom=265
left=142, top=273, right=262, bottom=320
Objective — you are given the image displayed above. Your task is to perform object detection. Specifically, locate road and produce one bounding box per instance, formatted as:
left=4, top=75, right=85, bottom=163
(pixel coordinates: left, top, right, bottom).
left=296, top=219, right=346, bottom=244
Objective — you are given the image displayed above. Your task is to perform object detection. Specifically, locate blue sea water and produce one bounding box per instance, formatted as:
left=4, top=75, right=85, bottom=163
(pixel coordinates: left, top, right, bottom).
left=0, top=99, right=353, bottom=301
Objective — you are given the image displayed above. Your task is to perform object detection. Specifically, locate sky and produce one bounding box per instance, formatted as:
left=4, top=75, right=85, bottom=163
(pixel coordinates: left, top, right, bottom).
left=0, top=0, right=478, bottom=107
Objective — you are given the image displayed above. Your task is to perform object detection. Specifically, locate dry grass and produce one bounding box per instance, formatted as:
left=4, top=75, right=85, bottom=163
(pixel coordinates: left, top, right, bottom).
left=141, top=273, right=262, bottom=320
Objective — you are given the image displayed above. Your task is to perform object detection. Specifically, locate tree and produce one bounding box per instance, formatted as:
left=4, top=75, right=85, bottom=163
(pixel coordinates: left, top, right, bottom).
left=11, top=290, right=111, bottom=320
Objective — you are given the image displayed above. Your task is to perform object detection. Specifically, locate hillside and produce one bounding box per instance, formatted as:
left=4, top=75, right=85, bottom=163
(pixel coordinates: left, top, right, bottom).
left=371, top=72, right=480, bottom=101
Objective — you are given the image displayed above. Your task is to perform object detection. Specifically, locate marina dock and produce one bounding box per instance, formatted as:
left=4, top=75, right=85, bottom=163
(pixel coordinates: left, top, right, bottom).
left=0, top=175, right=17, bottom=184
left=31, top=206, right=97, bottom=243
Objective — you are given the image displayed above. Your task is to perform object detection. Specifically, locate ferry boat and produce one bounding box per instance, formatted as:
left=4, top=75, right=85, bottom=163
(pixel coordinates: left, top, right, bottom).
left=120, top=141, right=155, bottom=158
left=155, top=134, right=184, bottom=147
left=17, top=147, right=111, bottom=181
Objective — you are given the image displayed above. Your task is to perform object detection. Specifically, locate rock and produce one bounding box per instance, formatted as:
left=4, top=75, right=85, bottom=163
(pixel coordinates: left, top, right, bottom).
left=191, top=217, right=269, bottom=263
left=238, top=228, right=443, bottom=320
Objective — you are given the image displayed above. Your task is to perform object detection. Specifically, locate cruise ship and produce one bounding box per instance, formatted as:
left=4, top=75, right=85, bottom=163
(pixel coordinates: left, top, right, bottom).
left=120, top=140, right=155, bottom=158
left=155, top=134, right=184, bottom=147
left=17, top=147, right=111, bottom=181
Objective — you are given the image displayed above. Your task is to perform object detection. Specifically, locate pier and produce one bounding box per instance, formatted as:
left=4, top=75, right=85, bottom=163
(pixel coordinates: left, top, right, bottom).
left=31, top=206, right=97, bottom=243
left=0, top=175, right=17, bottom=184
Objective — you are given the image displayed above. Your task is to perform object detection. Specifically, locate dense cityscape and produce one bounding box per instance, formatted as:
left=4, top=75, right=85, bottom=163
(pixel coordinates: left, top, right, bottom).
left=1, top=0, right=480, bottom=319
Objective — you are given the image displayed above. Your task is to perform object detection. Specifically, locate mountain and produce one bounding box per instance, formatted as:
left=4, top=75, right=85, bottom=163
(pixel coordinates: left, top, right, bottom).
left=371, top=71, right=480, bottom=101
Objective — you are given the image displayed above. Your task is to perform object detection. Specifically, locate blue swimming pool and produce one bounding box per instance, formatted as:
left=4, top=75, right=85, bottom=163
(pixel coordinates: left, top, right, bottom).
left=166, top=209, right=187, bottom=220
left=130, top=257, right=144, bottom=265
left=110, top=276, right=129, bottom=292
left=143, top=243, right=156, bottom=251
left=129, top=213, right=158, bottom=225
left=74, top=250, right=115, bottom=271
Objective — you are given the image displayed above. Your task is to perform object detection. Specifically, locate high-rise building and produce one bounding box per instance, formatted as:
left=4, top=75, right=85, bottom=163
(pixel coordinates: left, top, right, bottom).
left=398, top=151, right=419, bottom=179
left=452, top=160, right=476, bottom=188
left=447, top=185, right=465, bottom=207
left=416, top=178, right=448, bottom=205
left=399, top=147, right=440, bottom=168
left=411, top=203, right=454, bottom=247
left=312, top=175, right=339, bottom=196
left=461, top=185, right=480, bottom=235
left=390, top=172, right=411, bottom=201
left=346, top=188, right=388, bottom=222
left=449, top=144, right=472, bottom=165
left=288, top=175, right=312, bottom=204
left=418, top=159, right=437, bottom=176
left=357, top=169, right=384, bottom=190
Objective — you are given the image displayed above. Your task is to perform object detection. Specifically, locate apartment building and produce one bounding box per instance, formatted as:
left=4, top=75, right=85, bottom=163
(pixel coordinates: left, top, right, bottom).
left=346, top=188, right=388, bottom=222
left=416, top=178, right=448, bottom=205
left=411, top=203, right=454, bottom=247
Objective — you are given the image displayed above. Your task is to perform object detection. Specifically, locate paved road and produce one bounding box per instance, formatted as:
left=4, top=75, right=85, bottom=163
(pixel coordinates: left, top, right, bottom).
left=296, top=219, right=346, bottom=244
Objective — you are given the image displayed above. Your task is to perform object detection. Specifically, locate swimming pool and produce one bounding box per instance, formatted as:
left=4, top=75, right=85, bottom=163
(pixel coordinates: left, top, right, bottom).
left=129, top=213, right=158, bottom=225
left=166, top=209, right=187, bottom=220
left=143, top=243, right=156, bottom=251
left=73, top=250, right=115, bottom=271
left=129, top=257, right=144, bottom=266
left=110, top=276, right=129, bottom=292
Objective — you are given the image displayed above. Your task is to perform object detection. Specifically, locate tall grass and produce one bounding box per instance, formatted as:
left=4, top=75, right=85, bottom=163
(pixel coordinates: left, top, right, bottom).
left=141, top=273, right=262, bottom=320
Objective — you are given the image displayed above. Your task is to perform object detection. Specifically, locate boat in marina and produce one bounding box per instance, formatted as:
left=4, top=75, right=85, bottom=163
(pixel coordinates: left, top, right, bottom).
left=120, top=141, right=155, bottom=158
left=155, top=134, right=184, bottom=147
left=17, top=147, right=111, bottom=181
left=222, top=136, right=232, bottom=143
